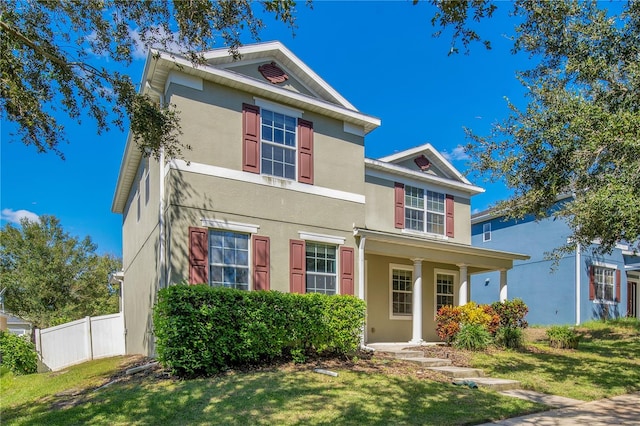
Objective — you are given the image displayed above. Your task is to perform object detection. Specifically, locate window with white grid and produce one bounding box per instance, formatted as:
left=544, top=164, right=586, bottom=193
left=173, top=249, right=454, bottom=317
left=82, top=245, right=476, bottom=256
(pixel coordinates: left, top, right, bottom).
left=390, top=267, right=412, bottom=319
left=405, top=185, right=446, bottom=235
left=436, top=273, right=455, bottom=311
left=261, top=109, right=296, bottom=180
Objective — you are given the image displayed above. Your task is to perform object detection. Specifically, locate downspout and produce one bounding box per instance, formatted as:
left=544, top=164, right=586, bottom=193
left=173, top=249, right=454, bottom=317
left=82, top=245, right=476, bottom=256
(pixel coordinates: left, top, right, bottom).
left=145, top=82, right=166, bottom=289
left=575, top=241, right=581, bottom=326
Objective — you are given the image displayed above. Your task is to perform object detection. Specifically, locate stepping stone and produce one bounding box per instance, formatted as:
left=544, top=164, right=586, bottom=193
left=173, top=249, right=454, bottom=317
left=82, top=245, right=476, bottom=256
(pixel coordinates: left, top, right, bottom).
left=404, top=357, right=452, bottom=367
left=428, top=366, right=484, bottom=378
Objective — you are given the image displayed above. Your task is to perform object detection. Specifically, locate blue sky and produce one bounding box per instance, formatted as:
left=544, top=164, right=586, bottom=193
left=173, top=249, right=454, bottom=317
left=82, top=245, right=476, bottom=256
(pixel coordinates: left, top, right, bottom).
left=0, top=1, right=531, bottom=257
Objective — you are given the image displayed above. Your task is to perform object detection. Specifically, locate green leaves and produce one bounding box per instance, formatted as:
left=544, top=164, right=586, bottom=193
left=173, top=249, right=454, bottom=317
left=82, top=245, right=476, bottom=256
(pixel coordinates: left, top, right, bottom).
left=461, top=1, right=640, bottom=255
left=153, top=285, right=366, bottom=377
left=0, top=216, right=122, bottom=329
left=1, top=0, right=304, bottom=159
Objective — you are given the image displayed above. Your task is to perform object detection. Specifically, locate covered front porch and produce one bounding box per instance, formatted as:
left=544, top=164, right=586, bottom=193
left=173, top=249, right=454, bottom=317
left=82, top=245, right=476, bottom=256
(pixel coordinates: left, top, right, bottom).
left=355, top=228, right=529, bottom=344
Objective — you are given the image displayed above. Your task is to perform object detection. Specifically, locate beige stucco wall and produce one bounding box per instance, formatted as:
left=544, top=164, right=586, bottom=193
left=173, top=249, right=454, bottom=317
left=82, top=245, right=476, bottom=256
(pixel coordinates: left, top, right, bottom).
left=166, top=81, right=366, bottom=196
left=365, top=254, right=464, bottom=343
left=165, top=171, right=363, bottom=294
left=364, top=173, right=472, bottom=245
left=121, top=157, right=162, bottom=356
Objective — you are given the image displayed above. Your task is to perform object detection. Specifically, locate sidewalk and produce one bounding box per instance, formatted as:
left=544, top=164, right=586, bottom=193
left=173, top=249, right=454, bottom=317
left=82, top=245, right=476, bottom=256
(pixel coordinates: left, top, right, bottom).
left=481, top=392, right=640, bottom=425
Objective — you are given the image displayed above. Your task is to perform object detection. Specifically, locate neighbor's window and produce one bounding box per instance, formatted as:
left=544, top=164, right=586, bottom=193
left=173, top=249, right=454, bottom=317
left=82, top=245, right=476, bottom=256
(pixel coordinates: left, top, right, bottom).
left=483, top=223, right=491, bottom=242
left=305, top=242, right=337, bottom=295
left=261, top=109, right=296, bottom=180
left=436, top=273, right=455, bottom=310
left=209, top=230, right=249, bottom=290
left=391, top=268, right=412, bottom=318
left=594, top=266, right=615, bottom=301
left=405, top=185, right=445, bottom=235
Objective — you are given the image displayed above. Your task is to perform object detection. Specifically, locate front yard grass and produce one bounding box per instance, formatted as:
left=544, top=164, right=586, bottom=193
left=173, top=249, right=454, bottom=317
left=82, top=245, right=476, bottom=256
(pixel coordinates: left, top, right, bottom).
left=470, top=318, right=640, bottom=401
left=2, top=319, right=637, bottom=425
left=2, top=356, right=542, bottom=426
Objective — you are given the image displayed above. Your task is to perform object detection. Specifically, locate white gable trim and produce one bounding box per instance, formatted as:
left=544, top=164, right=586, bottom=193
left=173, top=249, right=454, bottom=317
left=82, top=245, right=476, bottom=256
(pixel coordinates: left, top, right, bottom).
left=378, top=143, right=471, bottom=185
left=365, top=158, right=484, bottom=196
left=169, top=159, right=366, bottom=204
left=203, top=41, right=356, bottom=110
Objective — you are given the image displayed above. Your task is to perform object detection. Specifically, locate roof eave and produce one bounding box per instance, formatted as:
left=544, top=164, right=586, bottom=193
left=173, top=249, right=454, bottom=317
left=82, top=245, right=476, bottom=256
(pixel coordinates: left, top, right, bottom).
left=365, top=158, right=484, bottom=196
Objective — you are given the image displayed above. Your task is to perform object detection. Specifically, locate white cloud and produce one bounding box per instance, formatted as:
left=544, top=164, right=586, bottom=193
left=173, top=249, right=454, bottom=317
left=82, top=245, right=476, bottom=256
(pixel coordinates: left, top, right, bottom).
left=442, top=145, right=469, bottom=162
left=1, top=209, right=40, bottom=224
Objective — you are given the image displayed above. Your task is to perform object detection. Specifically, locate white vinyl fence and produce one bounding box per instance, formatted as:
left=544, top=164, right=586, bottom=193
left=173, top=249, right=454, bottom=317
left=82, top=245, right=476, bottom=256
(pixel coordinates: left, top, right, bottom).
left=35, top=313, right=125, bottom=371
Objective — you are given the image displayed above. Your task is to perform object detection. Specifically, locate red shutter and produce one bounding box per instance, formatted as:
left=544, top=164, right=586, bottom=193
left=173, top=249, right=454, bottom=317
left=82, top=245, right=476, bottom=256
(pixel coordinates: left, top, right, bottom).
left=189, top=227, right=208, bottom=284
left=290, top=239, right=306, bottom=293
left=616, top=269, right=621, bottom=302
left=394, top=182, right=405, bottom=229
left=298, top=118, right=314, bottom=184
left=252, top=235, right=270, bottom=291
left=242, top=103, right=260, bottom=173
left=340, top=247, right=355, bottom=295
left=589, top=265, right=595, bottom=300
left=446, top=194, right=455, bottom=237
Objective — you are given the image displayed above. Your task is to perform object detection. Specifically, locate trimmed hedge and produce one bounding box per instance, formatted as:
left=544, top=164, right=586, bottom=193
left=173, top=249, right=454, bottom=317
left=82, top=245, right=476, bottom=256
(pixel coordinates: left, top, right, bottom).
left=153, top=285, right=366, bottom=377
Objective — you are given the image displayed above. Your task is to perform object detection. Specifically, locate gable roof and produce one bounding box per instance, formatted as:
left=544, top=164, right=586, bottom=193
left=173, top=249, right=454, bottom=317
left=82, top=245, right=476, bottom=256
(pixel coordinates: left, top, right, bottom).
left=202, top=41, right=356, bottom=110
left=378, top=143, right=472, bottom=184
left=112, top=42, right=381, bottom=214
left=366, top=143, right=484, bottom=196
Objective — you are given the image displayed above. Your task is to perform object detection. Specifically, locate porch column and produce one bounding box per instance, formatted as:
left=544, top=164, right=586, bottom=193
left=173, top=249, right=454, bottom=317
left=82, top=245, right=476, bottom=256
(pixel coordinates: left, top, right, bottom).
left=499, top=269, right=508, bottom=302
left=410, top=258, right=423, bottom=344
left=458, top=264, right=468, bottom=306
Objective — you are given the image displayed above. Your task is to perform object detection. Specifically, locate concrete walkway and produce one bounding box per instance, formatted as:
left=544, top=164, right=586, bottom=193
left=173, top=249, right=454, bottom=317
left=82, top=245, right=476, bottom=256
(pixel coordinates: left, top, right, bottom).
left=481, top=392, right=640, bottom=425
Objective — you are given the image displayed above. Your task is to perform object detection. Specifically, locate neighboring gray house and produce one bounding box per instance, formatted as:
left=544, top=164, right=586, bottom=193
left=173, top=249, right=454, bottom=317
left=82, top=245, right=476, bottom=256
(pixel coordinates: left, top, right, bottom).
left=471, top=199, right=640, bottom=325
left=0, top=313, right=32, bottom=337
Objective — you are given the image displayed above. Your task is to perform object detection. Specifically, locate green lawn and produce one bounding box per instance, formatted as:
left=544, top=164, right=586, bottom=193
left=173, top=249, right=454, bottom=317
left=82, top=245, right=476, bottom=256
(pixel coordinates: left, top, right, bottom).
left=470, top=318, right=640, bottom=401
left=2, top=319, right=637, bottom=425
left=1, top=357, right=542, bottom=426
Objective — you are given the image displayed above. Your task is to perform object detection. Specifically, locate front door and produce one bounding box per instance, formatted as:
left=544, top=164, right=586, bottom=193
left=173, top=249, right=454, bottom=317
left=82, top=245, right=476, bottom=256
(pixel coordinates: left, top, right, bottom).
left=628, top=281, right=638, bottom=318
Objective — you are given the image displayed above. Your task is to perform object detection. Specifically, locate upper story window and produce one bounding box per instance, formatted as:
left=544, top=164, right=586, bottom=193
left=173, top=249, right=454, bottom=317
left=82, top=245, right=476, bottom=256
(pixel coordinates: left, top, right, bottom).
left=242, top=101, right=314, bottom=185
left=404, top=185, right=445, bottom=235
left=261, top=109, right=297, bottom=180
left=483, top=223, right=491, bottom=242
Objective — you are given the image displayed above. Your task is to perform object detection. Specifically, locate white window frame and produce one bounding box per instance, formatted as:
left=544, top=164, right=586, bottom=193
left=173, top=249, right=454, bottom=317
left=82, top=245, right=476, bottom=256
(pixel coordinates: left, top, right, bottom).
left=434, top=269, right=458, bottom=313
left=208, top=229, right=251, bottom=291
left=592, top=262, right=617, bottom=304
left=389, top=264, right=413, bottom=320
left=255, top=99, right=303, bottom=182
left=404, top=184, right=446, bottom=236
left=305, top=241, right=338, bottom=295
left=483, top=223, right=491, bottom=242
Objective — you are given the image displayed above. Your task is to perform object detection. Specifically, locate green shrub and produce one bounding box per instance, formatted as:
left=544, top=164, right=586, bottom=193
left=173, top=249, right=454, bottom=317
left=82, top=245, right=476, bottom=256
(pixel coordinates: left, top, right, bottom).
left=491, top=298, right=529, bottom=329
left=454, top=323, right=492, bottom=351
left=0, top=331, right=38, bottom=375
left=494, top=326, right=524, bottom=349
left=546, top=325, right=581, bottom=349
left=153, top=285, right=366, bottom=377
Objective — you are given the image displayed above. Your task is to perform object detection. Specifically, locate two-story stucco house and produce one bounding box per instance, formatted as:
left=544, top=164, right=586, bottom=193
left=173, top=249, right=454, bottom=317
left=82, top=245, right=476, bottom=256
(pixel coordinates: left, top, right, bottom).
left=471, top=199, right=640, bottom=325
left=112, top=41, right=528, bottom=356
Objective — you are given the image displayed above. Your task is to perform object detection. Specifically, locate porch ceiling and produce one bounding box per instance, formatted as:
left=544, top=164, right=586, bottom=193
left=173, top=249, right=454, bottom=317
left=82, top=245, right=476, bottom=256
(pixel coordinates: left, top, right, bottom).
left=354, top=228, right=529, bottom=272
